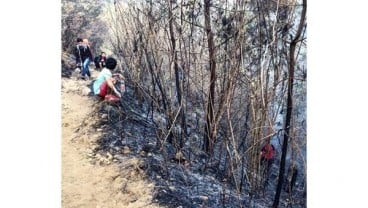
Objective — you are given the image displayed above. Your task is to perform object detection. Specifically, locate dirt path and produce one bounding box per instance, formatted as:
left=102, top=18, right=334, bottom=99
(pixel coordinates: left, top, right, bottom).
left=61, top=76, right=160, bottom=208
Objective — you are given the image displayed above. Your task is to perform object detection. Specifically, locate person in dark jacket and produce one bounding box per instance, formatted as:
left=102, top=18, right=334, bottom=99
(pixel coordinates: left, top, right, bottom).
left=74, top=38, right=84, bottom=68
left=94, top=52, right=107, bottom=70
left=74, top=38, right=93, bottom=80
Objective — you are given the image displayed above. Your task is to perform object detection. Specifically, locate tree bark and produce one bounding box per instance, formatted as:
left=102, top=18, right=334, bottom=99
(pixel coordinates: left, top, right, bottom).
left=272, top=1, right=306, bottom=207
left=203, top=0, right=217, bottom=154
left=168, top=0, right=185, bottom=148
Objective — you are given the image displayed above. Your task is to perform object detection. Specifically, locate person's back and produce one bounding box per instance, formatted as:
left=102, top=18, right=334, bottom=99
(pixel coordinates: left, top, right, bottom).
left=93, top=67, right=112, bottom=95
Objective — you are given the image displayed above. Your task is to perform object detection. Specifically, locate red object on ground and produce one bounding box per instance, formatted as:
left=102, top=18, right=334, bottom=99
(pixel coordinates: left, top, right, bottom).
left=104, top=94, right=120, bottom=102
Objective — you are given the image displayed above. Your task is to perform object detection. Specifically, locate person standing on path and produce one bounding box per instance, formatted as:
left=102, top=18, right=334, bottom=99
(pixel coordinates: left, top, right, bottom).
left=74, top=38, right=84, bottom=70
left=74, top=38, right=93, bottom=80
left=81, top=39, right=93, bottom=80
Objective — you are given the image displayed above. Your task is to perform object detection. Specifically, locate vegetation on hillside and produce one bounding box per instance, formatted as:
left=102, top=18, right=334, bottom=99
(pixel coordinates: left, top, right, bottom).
left=62, top=0, right=307, bottom=207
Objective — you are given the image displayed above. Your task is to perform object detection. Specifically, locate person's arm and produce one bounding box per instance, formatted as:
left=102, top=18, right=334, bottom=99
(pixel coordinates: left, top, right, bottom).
left=74, top=46, right=81, bottom=65
left=98, top=55, right=103, bottom=65
left=106, top=77, right=121, bottom=98
left=112, top=73, right=125, bottom=80
left=87, top=46, right=93, bottom=60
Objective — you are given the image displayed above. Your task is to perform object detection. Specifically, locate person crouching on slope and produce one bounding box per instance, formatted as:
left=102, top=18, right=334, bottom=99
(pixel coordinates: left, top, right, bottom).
left=260, top=142, right=276, bottom=173
left=93, top=57, right=124, bottom=101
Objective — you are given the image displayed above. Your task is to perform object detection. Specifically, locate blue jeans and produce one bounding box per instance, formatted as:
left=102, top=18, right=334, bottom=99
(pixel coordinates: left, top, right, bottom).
left=82, top=58, right=91, bottom=77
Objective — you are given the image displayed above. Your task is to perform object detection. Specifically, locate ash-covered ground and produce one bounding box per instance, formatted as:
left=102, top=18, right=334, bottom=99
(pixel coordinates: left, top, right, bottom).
left=80, top=79, right=306, bottom=208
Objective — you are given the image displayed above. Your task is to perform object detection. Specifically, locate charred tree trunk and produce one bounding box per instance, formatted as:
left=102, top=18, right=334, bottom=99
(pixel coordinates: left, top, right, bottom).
left=272, top=1, right=306, bottom=207
left=203, top=0, right=217, bottom=154
left=168, top=0, right=182, bottom=108
left=168, top=0, right=185, bottom=148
